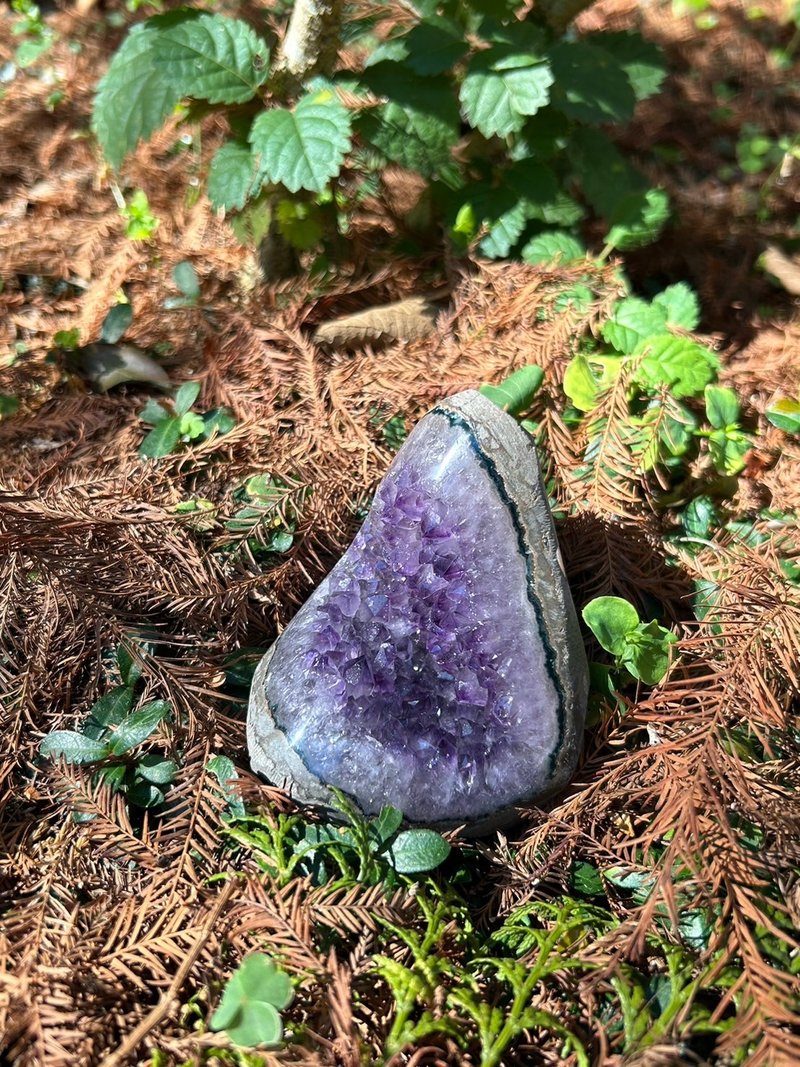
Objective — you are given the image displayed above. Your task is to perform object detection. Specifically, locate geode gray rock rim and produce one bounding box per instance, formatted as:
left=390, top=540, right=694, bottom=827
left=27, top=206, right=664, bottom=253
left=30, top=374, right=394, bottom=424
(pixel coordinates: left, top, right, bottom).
left=248, top=389, right=588, bottom=832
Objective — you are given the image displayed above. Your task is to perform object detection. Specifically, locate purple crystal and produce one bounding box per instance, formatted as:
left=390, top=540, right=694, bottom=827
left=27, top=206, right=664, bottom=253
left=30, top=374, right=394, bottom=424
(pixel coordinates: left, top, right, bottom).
left=248, top=391, right=588, bottom=829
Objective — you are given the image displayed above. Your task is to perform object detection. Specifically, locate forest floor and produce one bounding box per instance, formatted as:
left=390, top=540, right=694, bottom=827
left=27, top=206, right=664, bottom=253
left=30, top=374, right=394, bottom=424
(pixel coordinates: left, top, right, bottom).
left=1, top=1, right=800, bottom=1066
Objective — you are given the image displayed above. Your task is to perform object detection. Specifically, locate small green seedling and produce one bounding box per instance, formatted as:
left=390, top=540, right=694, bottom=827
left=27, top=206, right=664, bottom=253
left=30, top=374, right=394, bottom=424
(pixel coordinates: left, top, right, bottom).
left=39, top=644, right=175, bottom=809
left=121, top=189, right=159, bottom=241
left=699, top=385, right=751, bottom=475
left=582, top=595, right=676, bottom=685
left=210, top=953, right=293, bottom=1048
left=139, top=381, right=235, bottom=458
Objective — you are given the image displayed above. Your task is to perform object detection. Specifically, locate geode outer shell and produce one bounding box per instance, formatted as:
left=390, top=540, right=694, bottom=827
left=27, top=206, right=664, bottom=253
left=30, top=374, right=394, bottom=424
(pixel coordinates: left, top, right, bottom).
left=248, top=389, right=588, bottom=832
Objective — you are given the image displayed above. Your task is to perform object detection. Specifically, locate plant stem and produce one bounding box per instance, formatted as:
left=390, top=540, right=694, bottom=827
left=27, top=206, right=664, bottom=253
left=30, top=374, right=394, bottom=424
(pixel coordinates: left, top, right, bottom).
left=274, top=0, right=345, bottom=84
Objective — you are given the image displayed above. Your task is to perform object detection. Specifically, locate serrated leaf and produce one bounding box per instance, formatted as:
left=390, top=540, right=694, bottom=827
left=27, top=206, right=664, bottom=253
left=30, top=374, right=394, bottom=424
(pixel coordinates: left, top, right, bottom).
left=591, top=31, right=666, bottom=101
left=569, top=127, right=646, bottom=218
left=521, top=231, right=585, bottom=265
left=387, top=829, right=451, bottom=873
left=40, top=731, right=110, bottom=764
left=708, top=428, right=750, bottom=475
left=582, top=596, right=640, bottom=656
left=636, top=334, right=719, bottom=399
left=478, top=200, right=528, bottom=258
left=460, top=50, right=553, bottom=137
left=605, top=187, right=670, bottom=251
left=548, top=41, right=635, bottom=125
left=207, top=141, right=255, bottom=212
left=107, top=699, right=170, bottom=756
left=479, top=365, right=544, bottom=415
left=250, top=91, right=352, bottom=194
left=93, top=11, right=269, bottom=168
left=704, top=385, right=740, bottom=429
left=602, top=297, right=668, bottom=354
left=174, top=380, right=200, bottom=415
left=403, top=17, right=467, bottom=75
left=652, top=281, right=699, bottom=330
left=571, top=861, right=605, bottom=897
left=360, top=66, right=459, bottom=177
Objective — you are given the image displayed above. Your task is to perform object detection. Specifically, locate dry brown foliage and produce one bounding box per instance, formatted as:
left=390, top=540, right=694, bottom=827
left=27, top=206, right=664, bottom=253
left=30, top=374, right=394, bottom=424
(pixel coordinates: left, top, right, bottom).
left=2, top=1, right=800, bottom=1065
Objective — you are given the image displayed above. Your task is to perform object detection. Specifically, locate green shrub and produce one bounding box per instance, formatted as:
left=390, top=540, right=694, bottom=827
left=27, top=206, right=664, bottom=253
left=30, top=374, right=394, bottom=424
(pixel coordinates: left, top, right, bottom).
left=92, top=2, right=668, bottom=263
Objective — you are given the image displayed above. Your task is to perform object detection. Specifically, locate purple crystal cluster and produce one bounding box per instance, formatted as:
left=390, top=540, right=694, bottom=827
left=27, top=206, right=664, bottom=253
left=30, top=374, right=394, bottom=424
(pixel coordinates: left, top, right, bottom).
left=261, top=411, right=566, bottom=823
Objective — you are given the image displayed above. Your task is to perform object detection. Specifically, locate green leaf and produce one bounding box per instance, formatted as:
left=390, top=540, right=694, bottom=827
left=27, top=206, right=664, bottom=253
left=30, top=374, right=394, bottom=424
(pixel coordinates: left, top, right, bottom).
left=100, top=303, right=133, bottom=344
left=139, top=398, right=169, bottom=426
left=373, top=805, right=403, bottom=843
left=636, top=334, right=719, bottom=399
left=127, top=780, right=166, bottom=808
left=766, top=398, right=800, bottom=433
left=521, top=231, right=585, bottom=265
left=137, top=754, right=177, bottom=785
left=704, top=385, right=740, bottom=429
left=387, top=829, right=451, bottom=873
left=0, top=395, right=20, bottom=417
left=682, top=495, right=718, bottom=539
left=202, top=407, right=237, bottom=439
left=708, top=428, right=750, bottom=475
left=211, top=954, right=293, bottom=1048
left=605, top=187, right=670, bottom=252
left=479, top=365, right=544, bottom=415
left=591, top=31, right=666, bottom=101
left=250, top=90, right=352, bottom=195
left=478, top=200, right=528, bottom=259
left=569, top=127, right=646, bottom=218
left=179, top=411, right=206, bottom=439
left=582, top=596, right=640, bottom=656
left=621, top=620, right=676, bottom=685
left=208, top=754, right=246, bottom=818
left=173, top=261, right=200, bottom=300
left=459, top=49, right=553, bottom=137
left=268, top=530, right=294, bottom=553
left=571, top=861, right=605, bottom=897
left=563, top=355, right=600, bottom=412
left=174, top=380, right=200, bottom=415
left=652, top=282, right=699, bottom=330
left=84, top=685, right=135, bottom=740
left=275, top=199, right=324, bottom=251
left=117, top=641, right=144, bottom=687
left=548, top=41, right=636, bottom=125
left=40, top=731, right=110, bottom=764
left=403, top=17, right=467, bottom=75
left=107, top=699, right=170, bottom=756
left=121, top=189, right=159, bottom=241
left=602, top=297, right=668, bottom=355
left=604, top=866, right=655, bottom=905
left=359, top=66, right=459, bottom=177
left=93, top=11, right=269, bottom=168
left=207, top=141, right=255, bottom=212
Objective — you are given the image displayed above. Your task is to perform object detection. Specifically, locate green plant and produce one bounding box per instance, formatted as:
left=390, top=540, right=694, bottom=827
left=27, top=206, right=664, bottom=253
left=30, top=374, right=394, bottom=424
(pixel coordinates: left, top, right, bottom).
left=92, top=2, right=669, bottom=267
left=139, top=381, right=235, bottom=458
left=121, top=189, right=159, bottom=240
left=766, top=397, right=800, bottom=433
left=582, top=595, right=676, bottom=685
left=11, top=0, right=56, bottom=69
left=210, top=954, right=294, bottom=1049
left=165, top=260, right=201, bottom=308
left=225, top=791, right=451, bottom=887
left=39, top=642, right=176, bottom=809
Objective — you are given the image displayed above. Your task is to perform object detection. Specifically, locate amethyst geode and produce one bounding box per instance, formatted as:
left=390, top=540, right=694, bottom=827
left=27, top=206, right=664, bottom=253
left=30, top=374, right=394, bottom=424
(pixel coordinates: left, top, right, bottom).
left=248, top=390, right=587, bottom=831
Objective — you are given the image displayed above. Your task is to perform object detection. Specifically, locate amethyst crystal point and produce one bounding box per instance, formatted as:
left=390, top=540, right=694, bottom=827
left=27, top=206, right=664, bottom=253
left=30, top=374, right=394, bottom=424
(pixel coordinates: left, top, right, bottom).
left=248, top=390, right=588, bottom=831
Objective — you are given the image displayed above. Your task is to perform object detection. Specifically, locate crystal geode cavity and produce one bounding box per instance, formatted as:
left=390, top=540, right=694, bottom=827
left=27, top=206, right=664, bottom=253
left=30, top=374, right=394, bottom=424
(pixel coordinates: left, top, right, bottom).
left=248, top=390, right=588, bottom=831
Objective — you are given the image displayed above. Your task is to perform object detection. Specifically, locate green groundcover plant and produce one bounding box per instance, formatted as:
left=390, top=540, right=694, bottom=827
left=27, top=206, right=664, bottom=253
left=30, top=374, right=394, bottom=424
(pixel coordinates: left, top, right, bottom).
left=93, top=0, right=668, bottom=263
